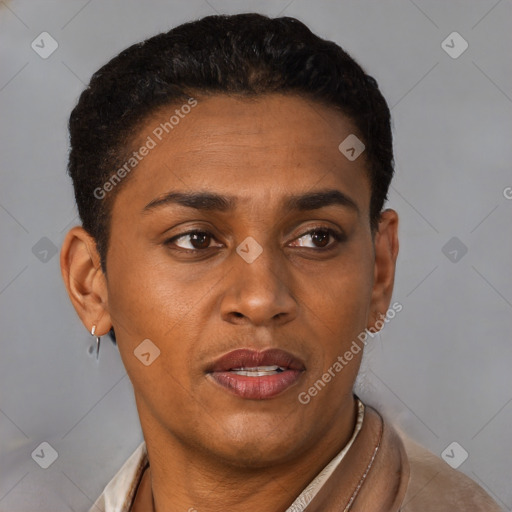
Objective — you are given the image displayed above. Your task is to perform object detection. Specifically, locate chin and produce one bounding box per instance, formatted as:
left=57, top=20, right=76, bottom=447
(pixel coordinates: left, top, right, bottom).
left=198, top=413, right=309, bottom=467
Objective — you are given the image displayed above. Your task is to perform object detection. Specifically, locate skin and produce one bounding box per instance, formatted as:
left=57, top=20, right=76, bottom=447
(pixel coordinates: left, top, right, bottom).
left=60, top=93, right=399, bottom=512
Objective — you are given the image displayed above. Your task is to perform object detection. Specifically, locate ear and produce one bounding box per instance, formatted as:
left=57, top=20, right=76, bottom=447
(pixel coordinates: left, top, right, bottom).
left=60, top=226, right=112, bottom=336
left=367, top=209, right=399, bottom=330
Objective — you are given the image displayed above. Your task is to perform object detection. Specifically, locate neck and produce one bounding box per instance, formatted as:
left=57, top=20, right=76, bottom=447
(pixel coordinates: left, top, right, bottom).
left=133, top=394, right=358, bottom=512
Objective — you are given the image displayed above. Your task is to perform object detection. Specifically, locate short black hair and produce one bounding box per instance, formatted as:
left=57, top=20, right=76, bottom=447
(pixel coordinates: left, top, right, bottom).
left=68, top=12, right=394, bottom=276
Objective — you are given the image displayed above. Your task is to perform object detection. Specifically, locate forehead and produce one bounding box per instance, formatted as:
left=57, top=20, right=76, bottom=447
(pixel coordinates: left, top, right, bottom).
left=110, top=93, right=371, bottom=218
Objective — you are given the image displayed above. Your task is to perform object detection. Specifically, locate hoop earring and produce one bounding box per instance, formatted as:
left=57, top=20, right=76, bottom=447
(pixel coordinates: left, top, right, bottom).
left=91, top=325, right=101, bottom=360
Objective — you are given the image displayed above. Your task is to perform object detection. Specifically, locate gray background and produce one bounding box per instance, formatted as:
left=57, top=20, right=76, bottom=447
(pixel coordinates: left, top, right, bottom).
left=1, top=0, right=511, bottom=510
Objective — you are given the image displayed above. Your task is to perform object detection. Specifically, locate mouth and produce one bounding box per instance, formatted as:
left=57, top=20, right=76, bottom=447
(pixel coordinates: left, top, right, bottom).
left=206, top=348, right=305, bottom=400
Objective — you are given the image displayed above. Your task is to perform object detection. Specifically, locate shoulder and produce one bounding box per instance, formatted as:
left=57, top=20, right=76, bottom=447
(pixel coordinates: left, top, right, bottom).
left=400, top=434, right=502, bottom=511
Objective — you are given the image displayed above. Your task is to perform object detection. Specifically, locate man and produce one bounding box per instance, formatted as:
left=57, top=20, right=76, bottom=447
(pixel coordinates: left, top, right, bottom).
left=60, top=13, right=501, bottom=511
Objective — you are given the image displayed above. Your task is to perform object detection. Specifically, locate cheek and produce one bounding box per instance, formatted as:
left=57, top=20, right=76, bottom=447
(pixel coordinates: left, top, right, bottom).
left=106, top=238, right=201, bottom=334
left=305, top=247, right=374, bottom=332
left=106, top=264, right=205, bottom=416
left=105, top=244, right=222, bottom=390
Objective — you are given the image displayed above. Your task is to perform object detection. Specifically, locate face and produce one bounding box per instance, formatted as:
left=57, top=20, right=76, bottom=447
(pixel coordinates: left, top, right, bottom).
left=64, top=93, right=398, bottom=467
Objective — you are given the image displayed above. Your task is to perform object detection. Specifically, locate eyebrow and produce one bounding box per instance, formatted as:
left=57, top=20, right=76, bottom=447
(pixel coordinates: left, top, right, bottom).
left=142, top=189, right=359, bottom=215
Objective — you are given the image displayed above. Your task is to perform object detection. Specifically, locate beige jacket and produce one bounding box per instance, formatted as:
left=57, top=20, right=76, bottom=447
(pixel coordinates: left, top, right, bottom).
left=402, top=436, right=502, bottom=511
left=89, top=405, right=502, bottom=511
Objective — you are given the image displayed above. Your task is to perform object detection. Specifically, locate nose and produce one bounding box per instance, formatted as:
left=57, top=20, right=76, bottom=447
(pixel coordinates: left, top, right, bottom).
left=220, top=242, right=298, bottom=327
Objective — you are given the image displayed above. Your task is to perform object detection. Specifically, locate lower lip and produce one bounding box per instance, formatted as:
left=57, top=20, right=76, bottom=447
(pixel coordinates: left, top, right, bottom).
left=209, top=370, right=303, bottom=400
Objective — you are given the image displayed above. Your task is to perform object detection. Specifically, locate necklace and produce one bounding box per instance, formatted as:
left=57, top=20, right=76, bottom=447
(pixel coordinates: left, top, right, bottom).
left=343, top=409, right=384, bottom=511
left=286, top=398, right=366, bottom=511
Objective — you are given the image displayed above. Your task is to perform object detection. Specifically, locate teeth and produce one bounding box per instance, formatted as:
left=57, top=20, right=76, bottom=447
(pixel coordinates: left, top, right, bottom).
left=232, top=365, right=282, bottom=371
left=230, top=365, right=285, bottom=376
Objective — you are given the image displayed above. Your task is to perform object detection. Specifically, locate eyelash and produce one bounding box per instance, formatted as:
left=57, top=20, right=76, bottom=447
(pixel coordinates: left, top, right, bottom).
left=164, top=227, right=345, bottom=253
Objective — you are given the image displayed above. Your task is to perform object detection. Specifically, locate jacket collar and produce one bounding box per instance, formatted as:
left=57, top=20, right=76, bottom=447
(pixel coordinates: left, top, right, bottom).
left=306, top=405, right=410, bottom=511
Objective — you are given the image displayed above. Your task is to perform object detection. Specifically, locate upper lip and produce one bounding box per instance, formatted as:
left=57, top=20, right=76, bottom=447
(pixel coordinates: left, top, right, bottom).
left=207, top=348, right=305, bottom=372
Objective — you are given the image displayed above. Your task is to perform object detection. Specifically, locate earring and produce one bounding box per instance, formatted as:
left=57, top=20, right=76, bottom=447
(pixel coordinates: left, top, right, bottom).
left=90, top=325, right=101, bottom=360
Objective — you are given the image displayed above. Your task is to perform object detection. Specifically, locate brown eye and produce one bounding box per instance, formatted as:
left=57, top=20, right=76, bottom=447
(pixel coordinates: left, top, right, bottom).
left=291, top=228, right=344, bottom=249
left=188, top=232, right=211, bottom=249
left=311, top=229, right=330, bottom=247
left=166, top=230, right=220, bottom=251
